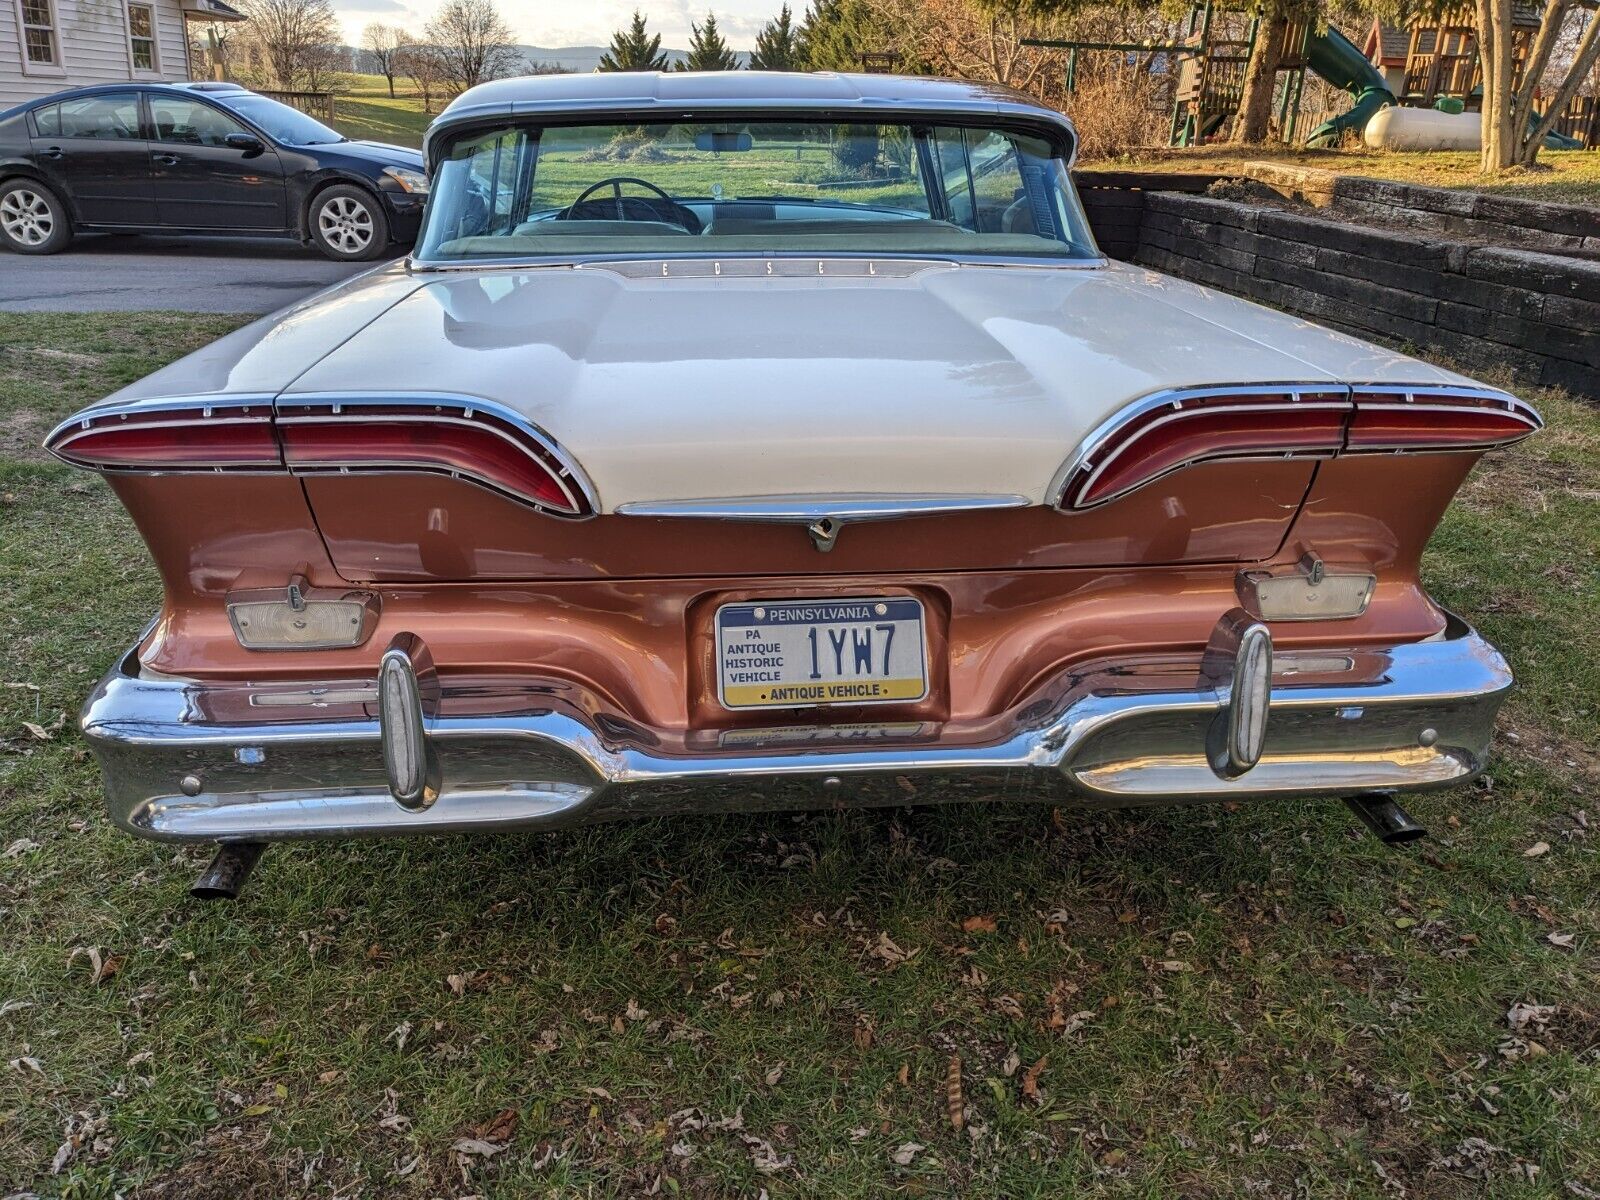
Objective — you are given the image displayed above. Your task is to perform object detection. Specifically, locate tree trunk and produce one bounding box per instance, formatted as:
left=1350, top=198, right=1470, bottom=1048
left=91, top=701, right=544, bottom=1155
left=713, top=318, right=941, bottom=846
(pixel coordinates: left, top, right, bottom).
left=1232, top=11, right=1288, bottom=145
left=1478, top=0, right=1517, bottom=170
left=386, top=71, right=395, bottom=98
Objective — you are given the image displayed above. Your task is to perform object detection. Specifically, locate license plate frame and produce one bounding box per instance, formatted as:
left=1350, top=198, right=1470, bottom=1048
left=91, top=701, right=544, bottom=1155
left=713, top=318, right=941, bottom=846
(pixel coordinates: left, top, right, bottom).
left=714, top=596, right=930, bottom=711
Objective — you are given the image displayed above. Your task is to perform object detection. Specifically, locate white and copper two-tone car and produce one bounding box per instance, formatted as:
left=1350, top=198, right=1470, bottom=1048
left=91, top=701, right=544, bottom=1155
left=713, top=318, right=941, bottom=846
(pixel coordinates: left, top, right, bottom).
left=47, top=73, right=1540, bottom=897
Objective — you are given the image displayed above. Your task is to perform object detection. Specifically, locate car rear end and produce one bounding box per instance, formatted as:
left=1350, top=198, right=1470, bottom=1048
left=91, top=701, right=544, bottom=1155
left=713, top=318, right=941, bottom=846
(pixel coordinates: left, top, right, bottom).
left=47, top=76, right=1539, bottom=847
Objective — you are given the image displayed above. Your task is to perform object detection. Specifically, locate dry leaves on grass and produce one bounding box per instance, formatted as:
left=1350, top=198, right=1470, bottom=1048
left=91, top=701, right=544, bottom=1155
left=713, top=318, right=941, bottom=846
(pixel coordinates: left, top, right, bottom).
left=3, top=838, right=40, bottom=858
left=1021, top=1056, right=1049, bottom=1104
left=66, top=946, right=121, bottom=986
left=961, top=915, right=997, bottom=934
left=892, top=1141, right=925, bottom=1166
left=1524, top=841, right=1551, bottom=858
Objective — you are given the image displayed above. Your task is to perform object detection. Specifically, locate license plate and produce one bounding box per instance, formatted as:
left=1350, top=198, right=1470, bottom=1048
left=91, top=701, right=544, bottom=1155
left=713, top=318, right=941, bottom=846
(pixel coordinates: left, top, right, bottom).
left=715, top=597, right=928, bottom=710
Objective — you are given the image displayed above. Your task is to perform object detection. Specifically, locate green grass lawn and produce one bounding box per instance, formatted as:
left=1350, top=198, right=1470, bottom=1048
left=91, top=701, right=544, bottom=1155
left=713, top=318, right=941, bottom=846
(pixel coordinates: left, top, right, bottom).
left=1092, top=144, right=1600, bottom=206
left=329, top=74, right=432, bottom=149
left=1, top=313, right=1598, bottom=1197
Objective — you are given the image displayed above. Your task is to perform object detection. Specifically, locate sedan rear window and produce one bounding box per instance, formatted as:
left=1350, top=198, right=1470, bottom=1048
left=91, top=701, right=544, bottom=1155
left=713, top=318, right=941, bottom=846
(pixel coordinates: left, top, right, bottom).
left=416, top=119, right=1099, bottom=263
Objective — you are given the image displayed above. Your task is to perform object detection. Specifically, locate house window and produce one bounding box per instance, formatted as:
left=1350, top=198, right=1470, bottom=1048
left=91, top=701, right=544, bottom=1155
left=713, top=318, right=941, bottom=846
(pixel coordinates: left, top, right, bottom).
left=127, top=2, right=158, bottom=71
left=18, top=0, right=60, bottom=68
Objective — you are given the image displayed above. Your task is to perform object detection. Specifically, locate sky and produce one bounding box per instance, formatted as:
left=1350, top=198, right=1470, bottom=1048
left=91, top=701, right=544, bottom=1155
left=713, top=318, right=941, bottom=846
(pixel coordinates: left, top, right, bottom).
left=333, top=0, right=784, bottom=50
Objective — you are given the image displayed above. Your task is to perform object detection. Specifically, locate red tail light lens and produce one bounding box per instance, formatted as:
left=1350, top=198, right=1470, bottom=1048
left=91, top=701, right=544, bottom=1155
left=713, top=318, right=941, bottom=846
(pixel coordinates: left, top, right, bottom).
left=1347, top=389, right=1544, bottom=452
left=44, top=402, right=281, bottom=472
left=1054, top=384, right=1541, bottom=511
left=1056, top=389, right=1351, bottom=509
left=277, top=399, right=594, bottom=517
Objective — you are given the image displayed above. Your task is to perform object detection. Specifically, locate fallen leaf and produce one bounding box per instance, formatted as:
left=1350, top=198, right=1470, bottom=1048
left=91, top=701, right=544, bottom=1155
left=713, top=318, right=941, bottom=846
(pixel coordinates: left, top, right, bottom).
left=1394, top=917, right=1418, bottom=929
left=945, top=1055, right=964, bottom=1130
left=22, top=721, right=53, bottom=741
left=237, top=1103, right=273, bottom=1118
left=1021, top=1055, right=1049, bottom=1103
left=765, top=1063, right=784, bottom=1086
left=2, top=838, right=40, bottom=858
left=446, top=973, right=467, bottom=996
left=1159, top=960, right=1191, bottom=973
left=1547, top=932, right=1576, bottom=949
left=476, top=1108, right=518, bottom=1144
left=891, top=1141, right=925, bottom=1166
left=961, top=915, right=997, bottom=935
left=1101, top=1148, right=1126, bottom=1168
left=1524, top=841, right=1551, bottom=858
left=450, top=1137, right=506, bottom=1158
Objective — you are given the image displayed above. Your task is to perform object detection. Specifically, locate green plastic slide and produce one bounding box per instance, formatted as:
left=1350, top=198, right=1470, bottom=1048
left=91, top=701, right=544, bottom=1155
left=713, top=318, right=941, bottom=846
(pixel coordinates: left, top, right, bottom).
left=1303, top=26, right=1396, bottom=148
left=1302, top=24, right=1582, bottom=149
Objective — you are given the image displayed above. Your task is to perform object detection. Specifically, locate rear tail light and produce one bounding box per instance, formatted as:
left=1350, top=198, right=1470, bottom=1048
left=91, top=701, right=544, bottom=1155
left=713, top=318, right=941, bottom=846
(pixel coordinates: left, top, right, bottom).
left=46, top=393, right=596, bottom=518
left=1055, top=388, right=1350, bottom=509
left=1053, top=384, right=1541, bottom=511
left=44, top=398, right=281, bottom=472
left=277, top=397, right=594, bottom=517
left=1346, top=388, right=1544, bottom=452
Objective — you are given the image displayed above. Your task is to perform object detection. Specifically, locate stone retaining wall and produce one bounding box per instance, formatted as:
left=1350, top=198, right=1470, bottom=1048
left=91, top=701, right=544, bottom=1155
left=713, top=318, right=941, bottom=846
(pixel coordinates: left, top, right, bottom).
left=1237, top=162, right=1600, bottom=258
left=1072, top=171, right=1600, bottom=399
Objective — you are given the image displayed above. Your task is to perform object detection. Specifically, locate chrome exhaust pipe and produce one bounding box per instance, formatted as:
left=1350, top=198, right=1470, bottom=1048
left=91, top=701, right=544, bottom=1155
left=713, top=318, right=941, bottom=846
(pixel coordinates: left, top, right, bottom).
left=1344, top=793, right=1427, bottom=845
left=191, top=841, right=267, bottom=900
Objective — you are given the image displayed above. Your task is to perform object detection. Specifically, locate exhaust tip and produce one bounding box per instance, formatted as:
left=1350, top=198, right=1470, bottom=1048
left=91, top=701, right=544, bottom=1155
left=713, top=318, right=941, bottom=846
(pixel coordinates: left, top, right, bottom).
left=191, top=841, right=267, bottom=901
left=1344, top=793, right=1427, bottom=846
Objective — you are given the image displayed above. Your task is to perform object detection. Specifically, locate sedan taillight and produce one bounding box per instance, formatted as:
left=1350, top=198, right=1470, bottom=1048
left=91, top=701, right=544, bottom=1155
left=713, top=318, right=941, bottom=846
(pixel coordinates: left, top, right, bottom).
left=43, top=400, right=281, bottom=472
left=46, top=394, right=596, bottom=518
left=277, top=399, right=592, bottom=517
left=1053, top=384, right=1541, bottom=511
left=1346, top=389, right=1545, bottom=452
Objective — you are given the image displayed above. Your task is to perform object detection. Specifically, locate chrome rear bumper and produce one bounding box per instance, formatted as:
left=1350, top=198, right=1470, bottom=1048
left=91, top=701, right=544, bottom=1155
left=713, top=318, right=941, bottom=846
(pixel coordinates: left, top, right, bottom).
left=81, top=615, right=1512, bottom=842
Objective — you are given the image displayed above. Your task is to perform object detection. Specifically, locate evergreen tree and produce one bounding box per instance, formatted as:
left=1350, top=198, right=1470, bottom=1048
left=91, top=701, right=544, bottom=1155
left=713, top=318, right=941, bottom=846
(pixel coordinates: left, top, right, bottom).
left=796, top=0, right=900, bottom=71
left=749, top=3, right=799, bottom=70
left=677, top=12, right=740, bottom=71
left=598, top=9, right=669, bottom=71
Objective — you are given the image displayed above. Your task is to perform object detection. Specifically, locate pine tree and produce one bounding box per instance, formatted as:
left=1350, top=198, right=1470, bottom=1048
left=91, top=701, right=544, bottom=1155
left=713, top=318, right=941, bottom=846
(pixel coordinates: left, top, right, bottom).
left=796, top=0, right=899, bottom=71
left=597, top=9, right=669, bottom=71
left=677, top=12, right=740, bottom=71
left=749, top=3, right=799, bottom=70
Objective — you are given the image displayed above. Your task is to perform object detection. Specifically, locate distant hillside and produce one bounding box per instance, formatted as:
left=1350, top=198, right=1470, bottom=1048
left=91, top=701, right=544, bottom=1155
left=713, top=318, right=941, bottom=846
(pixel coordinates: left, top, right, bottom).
left=351, top=44, right=751, bottom=76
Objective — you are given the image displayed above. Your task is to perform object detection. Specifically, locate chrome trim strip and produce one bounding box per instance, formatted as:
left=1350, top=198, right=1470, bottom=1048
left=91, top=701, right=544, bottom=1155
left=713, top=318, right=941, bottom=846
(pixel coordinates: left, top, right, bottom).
left=276, top=391, right=601, bottom=518
left=79, top=616, right=1513, bottom=841
left=615, top=493, right=1031, bottom=522
left=409, top=251, right=1109, bottom=274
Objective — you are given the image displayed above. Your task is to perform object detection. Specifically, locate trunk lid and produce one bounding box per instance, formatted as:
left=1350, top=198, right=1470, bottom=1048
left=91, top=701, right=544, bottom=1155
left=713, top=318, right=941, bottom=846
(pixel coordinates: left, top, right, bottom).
left=280, top=260, right=1473, bottom=582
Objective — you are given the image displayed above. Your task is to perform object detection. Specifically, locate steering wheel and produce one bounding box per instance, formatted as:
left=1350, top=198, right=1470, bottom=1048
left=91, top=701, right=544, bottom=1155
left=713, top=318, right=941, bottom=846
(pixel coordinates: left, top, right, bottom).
left=559, top=176, right=702, bottom=234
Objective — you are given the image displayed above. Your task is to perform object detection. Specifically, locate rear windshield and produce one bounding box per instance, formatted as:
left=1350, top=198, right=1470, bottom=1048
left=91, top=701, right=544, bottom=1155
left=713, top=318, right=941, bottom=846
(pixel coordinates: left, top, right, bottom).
left=214, top=94, right=345, bottom=146
left=416, top=119, right=1099, bottom=262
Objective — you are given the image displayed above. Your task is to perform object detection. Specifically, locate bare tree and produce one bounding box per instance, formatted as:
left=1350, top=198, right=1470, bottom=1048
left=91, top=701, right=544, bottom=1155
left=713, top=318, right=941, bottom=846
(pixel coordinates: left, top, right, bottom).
left=425, top=0, right=521, bottom=96
left=362, top=22, right=409, bottom=97
left=234, top=0, right=340, bottom=91
left=398, top=42, right=448, bottom=114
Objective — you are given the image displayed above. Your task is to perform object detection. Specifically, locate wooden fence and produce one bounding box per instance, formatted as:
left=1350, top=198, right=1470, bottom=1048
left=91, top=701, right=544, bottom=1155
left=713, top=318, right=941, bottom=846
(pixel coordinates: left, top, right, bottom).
left=258, top=90, right=337, bottom=122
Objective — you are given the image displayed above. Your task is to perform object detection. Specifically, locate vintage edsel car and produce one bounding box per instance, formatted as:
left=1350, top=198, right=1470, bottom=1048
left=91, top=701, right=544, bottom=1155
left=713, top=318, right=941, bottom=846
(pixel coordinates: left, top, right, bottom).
left=48, top=73, right=1540, bottom=898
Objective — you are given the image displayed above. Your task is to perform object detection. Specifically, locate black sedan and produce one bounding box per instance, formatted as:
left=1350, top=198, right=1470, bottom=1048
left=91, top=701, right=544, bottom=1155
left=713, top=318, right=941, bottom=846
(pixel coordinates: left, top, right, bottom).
left=0, top=82, right=427, bottom=261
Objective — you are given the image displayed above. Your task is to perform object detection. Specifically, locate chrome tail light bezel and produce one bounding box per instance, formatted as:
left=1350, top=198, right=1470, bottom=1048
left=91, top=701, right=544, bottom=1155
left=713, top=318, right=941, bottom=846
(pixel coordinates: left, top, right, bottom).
left=1050, top=382, right=1544, bottom=513
left=44, top=391, right=599, bottom=519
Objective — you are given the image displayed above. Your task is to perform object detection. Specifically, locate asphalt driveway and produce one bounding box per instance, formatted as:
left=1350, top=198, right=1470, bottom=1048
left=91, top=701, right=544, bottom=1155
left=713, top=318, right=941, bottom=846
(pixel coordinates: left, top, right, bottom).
left=0, top=236, right=404, bottom=314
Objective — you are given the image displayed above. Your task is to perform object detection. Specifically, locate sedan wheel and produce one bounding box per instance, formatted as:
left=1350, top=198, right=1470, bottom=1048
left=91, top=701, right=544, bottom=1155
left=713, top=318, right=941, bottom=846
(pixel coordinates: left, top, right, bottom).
left=0, top=180, right=71, bottom=255
left=310, top=186, right=389, bottom=262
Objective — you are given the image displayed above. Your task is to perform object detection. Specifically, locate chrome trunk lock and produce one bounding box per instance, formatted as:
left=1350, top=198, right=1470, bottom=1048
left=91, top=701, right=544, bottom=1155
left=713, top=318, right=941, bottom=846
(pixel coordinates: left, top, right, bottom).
left=807, top=517, right=842, bottom=553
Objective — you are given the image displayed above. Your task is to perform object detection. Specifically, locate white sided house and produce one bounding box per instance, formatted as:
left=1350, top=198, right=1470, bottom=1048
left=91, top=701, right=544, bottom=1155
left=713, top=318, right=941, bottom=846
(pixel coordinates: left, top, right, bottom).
left=0, top=0, right=244, bottom=109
